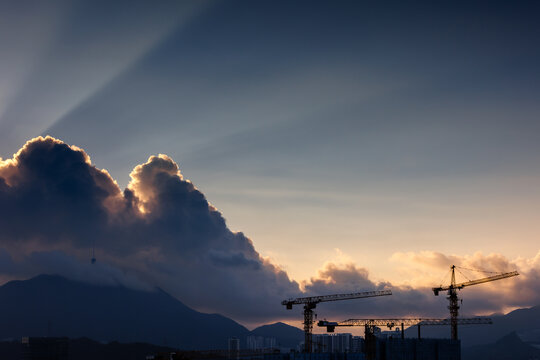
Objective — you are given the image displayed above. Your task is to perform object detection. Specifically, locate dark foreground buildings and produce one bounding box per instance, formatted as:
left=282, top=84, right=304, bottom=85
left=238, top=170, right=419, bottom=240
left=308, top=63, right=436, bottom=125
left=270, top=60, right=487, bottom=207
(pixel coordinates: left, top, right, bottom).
left=264, top=337, right=460, bottom=360
left=376, top=338, right=460, bottom=360
left=21, top=337, right=69, bottom=360
left=15, top=335, right=459, bottom=360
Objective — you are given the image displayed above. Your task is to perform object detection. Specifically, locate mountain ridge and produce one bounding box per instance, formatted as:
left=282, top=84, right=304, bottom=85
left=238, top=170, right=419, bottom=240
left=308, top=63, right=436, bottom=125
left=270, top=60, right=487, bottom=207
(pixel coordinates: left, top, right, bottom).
left=462, top=331, right=540, bottom=360
left=0, top=274, right=252, bottom=349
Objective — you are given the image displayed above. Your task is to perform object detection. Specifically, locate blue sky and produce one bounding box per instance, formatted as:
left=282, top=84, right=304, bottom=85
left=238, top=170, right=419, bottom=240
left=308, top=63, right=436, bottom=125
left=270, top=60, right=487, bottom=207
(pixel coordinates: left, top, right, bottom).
left=1, top=0, right=540, bottom=325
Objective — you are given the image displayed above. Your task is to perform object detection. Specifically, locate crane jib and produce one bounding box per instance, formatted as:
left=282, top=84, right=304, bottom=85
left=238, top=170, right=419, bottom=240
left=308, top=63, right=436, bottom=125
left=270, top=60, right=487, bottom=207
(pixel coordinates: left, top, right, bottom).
left=281, top=289, right=392, bottom=306
left=318, top=317, right=493, bottom=327
left=432, top=270, right=519, bottom=293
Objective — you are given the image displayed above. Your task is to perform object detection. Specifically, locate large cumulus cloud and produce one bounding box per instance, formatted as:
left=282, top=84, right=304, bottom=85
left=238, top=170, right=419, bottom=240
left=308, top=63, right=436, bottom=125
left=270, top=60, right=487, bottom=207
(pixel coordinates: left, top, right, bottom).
left=0, top=137, right=536, bottom=325
left=0, top=137, right=300, bottom=321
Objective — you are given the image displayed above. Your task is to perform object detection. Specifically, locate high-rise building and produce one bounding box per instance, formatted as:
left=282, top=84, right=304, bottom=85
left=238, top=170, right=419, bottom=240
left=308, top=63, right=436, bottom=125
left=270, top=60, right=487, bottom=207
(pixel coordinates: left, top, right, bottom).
left=247, top=336, right=264, bottom=350
left=228, top=337, right=240, bottom=360
left=332, top=333, right=352, bottom=353
left=312, top=333, right=353, bottom=353
left=265, top=337, right=277, bottom=349
left=351, top=336, right=364, bottom=353
left=246, top=335, right=277, bottom=350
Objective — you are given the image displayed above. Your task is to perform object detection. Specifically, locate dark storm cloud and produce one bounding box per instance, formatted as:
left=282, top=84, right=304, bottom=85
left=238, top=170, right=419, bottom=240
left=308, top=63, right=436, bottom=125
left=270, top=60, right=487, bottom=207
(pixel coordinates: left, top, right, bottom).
left=0, top=248, right=150, bottom=291
left=0, top=137, right=537, bottom=323
left=0, top=138, right=118, bottom=247
left=0, top=137, right=302, bottom=321
left=208, top=249, right=262, bottom=270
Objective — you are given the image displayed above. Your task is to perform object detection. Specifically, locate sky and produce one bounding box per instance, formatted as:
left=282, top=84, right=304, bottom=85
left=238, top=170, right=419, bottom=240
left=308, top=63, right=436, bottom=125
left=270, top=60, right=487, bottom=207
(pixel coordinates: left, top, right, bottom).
left=1, top=0, right=540, bottom=329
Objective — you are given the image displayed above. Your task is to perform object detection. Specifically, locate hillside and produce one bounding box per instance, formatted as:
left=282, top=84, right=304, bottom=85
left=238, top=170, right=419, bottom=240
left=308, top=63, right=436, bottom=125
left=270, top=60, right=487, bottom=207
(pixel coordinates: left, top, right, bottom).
left=0, top=274, right=248, bottom=349
left=462, top=332, right=540, bottom=360
left=0, top=274, right=305, bottom=350
left=250, top=322, right=304, bottom=349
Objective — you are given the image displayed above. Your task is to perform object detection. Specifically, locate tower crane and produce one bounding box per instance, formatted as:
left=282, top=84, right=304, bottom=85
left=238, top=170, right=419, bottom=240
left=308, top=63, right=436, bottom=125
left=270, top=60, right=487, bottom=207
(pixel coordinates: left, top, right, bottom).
left=282, top=290, right=391, bottom=353
left=432, top=265, right=518, bottom=340
left=318, top=317, right=491, bottom=360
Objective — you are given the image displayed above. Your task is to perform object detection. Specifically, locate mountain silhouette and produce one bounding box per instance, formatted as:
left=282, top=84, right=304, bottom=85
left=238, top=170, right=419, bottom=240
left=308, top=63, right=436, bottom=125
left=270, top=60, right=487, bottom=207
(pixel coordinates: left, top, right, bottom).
left=462, top=331, right=540, bottom=360
left=0, top=274, right=250, bottom=349
left=250, top=322, right=304, bottom=349
left=0, top=274, right=305, bottom=350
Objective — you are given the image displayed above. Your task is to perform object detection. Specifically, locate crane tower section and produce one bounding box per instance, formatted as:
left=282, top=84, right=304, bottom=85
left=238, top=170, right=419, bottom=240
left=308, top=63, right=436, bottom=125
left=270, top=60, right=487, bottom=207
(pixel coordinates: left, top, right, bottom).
left=432, top=265, right=518, bottom=340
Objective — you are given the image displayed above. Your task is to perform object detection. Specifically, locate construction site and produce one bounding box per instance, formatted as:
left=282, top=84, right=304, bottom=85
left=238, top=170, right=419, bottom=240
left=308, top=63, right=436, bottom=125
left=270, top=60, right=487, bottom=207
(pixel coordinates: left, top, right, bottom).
left=277, top=265, right=519, bottom=360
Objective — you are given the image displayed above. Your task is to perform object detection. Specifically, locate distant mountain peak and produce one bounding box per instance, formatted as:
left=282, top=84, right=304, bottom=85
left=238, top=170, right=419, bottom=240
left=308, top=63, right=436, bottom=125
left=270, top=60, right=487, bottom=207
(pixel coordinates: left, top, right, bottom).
left=0, top=274, right=248, bottom=349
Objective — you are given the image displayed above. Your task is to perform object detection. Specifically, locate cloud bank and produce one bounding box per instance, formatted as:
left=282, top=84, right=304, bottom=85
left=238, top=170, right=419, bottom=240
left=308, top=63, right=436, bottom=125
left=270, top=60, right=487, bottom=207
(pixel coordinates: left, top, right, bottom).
left=0, top=137, right=300, bottom=321
left=0, top=137, right=537, bottom=324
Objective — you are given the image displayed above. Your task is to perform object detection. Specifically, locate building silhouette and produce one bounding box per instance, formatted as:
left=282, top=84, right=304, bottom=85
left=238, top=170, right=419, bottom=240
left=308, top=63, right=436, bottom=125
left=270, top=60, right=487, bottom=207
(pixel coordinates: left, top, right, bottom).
left=21, top=337, right=68, bottom=360
left=229, top=337, right=240, bottom=360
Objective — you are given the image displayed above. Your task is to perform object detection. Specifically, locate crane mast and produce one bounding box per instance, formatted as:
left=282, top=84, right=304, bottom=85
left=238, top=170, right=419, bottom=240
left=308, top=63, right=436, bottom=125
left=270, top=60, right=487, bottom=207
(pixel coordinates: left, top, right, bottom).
left=432, top=265, right=518, bottom=340
left=282, top=289, right=391, bottom=353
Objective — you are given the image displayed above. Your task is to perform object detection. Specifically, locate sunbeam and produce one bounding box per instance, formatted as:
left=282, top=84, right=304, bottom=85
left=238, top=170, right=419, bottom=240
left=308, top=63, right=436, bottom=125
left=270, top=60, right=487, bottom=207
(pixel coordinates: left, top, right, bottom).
left=0, top=0, right=213, bottom=156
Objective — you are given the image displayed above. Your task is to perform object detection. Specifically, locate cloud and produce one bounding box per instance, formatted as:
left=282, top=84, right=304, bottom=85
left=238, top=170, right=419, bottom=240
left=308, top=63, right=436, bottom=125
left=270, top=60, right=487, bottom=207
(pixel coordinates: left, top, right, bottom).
left=301, top=261, right=438, bottom=319
left=0, top=248, right=151, bottom=291
left=0, top=137, right=537, bottom=325
left=390, top=250, right=540, bottom=316
left=0, top=137, right=120, bottom=250
left=0, top=136, right=300, bottom=321
left=300, top=250, right=540, bottom=320
left=303, top=262, right=379, bottom=293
